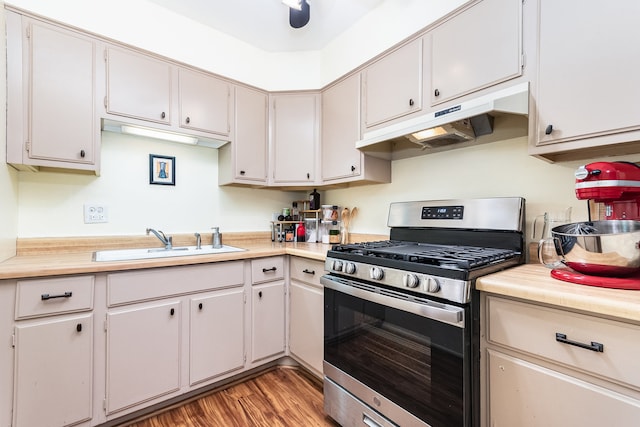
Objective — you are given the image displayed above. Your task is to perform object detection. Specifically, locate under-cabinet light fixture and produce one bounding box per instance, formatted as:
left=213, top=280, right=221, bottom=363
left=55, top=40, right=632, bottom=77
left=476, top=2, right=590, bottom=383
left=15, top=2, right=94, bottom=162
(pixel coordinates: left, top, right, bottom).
left=410, top=127, right=449, bottom=142
left=282, top=0, right=303, bottom=11
left=120, top=125, right=199, bottom=145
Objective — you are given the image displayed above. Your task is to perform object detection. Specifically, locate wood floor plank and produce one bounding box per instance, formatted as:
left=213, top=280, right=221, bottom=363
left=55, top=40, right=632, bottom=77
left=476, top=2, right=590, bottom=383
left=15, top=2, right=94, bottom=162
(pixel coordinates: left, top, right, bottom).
left=125, top=367, right=339, bottom=427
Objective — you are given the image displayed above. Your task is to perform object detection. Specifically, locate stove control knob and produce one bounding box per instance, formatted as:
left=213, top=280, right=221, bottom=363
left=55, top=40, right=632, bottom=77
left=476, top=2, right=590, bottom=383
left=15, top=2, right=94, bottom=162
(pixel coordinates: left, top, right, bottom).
left=344, top=262, right=357, bottom=274
left=370, top=267, right=384, bottom=281
left=424, top=277, right=441, bottom=293
left=403, top=274, right=420, bottom=288
left=332, top=260, right=343, bottom=272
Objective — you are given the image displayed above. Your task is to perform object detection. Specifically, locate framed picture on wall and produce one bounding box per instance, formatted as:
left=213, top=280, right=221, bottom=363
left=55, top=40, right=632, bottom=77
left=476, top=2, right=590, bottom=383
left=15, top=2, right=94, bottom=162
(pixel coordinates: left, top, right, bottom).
left=149, top=154, right=175, bottom=185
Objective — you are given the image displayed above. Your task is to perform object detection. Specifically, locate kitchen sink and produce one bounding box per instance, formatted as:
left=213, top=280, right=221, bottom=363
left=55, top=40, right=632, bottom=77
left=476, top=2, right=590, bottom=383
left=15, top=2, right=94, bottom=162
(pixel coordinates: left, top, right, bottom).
left=94, top=245, right=246, bottom=262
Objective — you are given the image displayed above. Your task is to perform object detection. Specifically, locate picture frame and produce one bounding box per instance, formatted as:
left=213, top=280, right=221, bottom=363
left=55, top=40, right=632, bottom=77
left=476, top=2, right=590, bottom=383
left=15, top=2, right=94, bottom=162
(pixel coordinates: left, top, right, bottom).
left=149, top=154, right=175, bottom=186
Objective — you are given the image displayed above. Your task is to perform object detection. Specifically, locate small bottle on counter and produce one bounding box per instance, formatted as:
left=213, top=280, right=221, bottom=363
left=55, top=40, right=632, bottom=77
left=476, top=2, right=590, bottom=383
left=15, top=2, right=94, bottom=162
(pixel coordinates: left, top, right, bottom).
left=292, top=201, right=299, bottom=221
left=296, top=221, right=306, bottom=242
left=309, top=188, right=320, bottom=210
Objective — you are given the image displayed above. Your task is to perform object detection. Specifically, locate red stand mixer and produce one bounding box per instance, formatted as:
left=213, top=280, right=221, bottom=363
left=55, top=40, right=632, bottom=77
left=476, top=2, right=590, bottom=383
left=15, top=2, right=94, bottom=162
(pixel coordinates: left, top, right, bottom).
left=549, top=161, right=640, bottom=288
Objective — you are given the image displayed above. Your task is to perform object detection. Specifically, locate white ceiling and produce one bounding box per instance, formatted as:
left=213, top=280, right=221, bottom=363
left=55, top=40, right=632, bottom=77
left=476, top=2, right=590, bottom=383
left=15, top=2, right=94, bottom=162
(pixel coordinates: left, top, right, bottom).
left=145, top=0, right=386, bottom=52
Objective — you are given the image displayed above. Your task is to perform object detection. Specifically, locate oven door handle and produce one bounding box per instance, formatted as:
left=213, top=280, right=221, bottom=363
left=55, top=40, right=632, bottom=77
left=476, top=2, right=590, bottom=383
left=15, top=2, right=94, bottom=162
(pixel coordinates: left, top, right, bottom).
left=321, top=275, right=465, bottom=327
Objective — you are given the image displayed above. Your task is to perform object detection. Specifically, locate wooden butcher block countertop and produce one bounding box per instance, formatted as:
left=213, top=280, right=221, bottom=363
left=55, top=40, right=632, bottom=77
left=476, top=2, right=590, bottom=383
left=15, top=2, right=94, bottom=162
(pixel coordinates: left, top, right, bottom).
left=477, top=263, right=640, bottom=323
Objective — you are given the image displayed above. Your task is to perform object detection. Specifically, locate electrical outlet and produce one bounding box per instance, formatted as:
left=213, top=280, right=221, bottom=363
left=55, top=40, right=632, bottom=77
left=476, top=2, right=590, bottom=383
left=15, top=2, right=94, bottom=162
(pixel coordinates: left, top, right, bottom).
left=84, top=204, right=108, bottom=224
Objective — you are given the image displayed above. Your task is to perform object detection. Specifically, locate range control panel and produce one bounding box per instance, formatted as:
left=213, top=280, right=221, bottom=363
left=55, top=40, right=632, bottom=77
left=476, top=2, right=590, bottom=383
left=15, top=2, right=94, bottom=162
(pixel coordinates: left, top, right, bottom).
left=421, top=205, right=464, bottom=220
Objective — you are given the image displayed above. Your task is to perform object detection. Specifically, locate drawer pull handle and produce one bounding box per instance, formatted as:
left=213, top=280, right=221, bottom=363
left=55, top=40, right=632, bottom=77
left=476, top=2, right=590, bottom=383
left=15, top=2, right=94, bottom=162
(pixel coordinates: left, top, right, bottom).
left=41, top=291, right=72, bottom=301
left=555, top=333, right=603, bottom=352
left=303, top=269, right=315, bottom=275
left=262, top=267, right=277, bottom=272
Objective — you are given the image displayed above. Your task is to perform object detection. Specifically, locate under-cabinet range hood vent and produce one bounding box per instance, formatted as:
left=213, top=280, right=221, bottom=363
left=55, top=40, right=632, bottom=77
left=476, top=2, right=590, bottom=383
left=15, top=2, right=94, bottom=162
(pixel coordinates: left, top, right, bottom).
left=357, top=82, right=529, bottom=159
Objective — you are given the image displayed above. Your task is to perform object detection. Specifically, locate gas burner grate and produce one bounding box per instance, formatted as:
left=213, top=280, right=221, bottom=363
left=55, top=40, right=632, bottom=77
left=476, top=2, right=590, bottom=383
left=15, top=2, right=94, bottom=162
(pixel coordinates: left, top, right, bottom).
left=331, top=241, right=518, bottom=270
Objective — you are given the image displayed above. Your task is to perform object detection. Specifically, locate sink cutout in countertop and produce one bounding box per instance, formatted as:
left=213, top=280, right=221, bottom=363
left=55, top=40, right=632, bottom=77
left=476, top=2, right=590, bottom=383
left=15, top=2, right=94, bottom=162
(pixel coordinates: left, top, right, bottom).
left=94, top=245, right=246, bottom=262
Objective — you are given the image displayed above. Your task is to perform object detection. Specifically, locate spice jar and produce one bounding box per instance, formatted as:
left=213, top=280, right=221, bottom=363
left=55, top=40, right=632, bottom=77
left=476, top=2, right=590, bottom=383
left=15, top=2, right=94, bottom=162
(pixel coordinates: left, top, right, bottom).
left=329, top=221, right=341, bottom=244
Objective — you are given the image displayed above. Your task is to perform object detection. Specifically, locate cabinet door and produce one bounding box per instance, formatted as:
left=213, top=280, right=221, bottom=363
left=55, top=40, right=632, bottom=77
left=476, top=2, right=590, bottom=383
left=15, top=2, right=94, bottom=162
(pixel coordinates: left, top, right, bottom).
left=535, top=1, right=640, bottom=146
left=233, top=86, right=268, bottom=182
left=487, top=350, right=640, bottom=426
left=322, top=74, right=362, bottom=181
left=178, top=68, right=231, bottom=136
left=189, top=289, right=245, bottom=385
left=289, top=281, right=324, bottom=376
left=363, top=38, right=423, bottom=128
left=106, top=47, right=171, bottom=124
left=28, top=20, right=96, bottom=165
left=106, top=300, right=181, bottom=414
left=13, top=314, right=93, bottom=427
left=271, top=93, right=319, bottom=185
left=431, top=0, right=522, bottom=104
left=251, top=282, right=285, bottom=362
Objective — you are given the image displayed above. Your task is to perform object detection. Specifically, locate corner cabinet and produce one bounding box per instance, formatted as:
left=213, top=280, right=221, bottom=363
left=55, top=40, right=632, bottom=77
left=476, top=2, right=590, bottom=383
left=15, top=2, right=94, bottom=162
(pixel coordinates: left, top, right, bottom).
left=270, top=93, right=320, bottom=186
left=530, top=1, right=640, bottom=161
left=482, top=294, right=640, bottom=426
left=362, top=37, right=424, bottom=130
left=322, top=74, right=391, bottom=185
left=430, top=0, right=522, bottom=105
left=6, top=12, right=99, bottom=173
left=218, top=85, right=268, bottom=185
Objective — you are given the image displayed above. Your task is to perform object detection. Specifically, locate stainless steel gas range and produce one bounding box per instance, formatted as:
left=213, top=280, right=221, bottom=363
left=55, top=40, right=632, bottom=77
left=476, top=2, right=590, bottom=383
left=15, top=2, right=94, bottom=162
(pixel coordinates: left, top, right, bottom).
left=321, top=197, right=525, bottom=427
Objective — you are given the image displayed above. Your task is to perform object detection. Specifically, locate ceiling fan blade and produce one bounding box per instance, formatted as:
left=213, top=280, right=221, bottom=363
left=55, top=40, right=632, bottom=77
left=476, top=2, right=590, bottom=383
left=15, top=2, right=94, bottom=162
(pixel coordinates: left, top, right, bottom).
left=289, top=0, right=310, bottom=28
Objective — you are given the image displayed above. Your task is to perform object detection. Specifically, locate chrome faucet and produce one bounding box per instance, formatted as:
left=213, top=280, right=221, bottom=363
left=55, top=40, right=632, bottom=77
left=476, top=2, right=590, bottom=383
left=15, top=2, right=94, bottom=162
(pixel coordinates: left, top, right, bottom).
left=146, top=228, right=172, bottom=249
left=194, top=232, right=201, bottom=250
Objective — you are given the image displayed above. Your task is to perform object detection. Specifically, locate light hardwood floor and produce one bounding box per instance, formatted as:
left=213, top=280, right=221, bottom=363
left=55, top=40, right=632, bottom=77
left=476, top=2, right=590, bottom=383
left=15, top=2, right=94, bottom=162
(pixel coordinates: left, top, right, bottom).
left=125, top=367, right=340, bottom=427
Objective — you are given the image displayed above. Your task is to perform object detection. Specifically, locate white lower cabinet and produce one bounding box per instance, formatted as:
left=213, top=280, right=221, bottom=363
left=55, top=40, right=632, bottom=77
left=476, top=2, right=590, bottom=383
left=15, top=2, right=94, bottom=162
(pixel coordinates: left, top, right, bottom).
left=13, top=313, right=93, bottom=427
left=482, top=294, right=640, bottom=427
left=105, top=300, right=181, bottom=414
left=288, top=257, right=325, bottom=377
left=251, top=282, right=285, bottom=362
left=487, top=349, right=640, bottom=426
left=190, top=289, right=245, bottom=385
left=250, top=257, right=286, bottom=363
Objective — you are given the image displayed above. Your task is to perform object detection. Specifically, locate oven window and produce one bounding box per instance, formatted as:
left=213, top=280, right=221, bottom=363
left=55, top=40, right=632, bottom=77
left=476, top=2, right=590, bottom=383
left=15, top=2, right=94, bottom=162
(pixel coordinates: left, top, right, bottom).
left=324, top=287, right=467, bottom=427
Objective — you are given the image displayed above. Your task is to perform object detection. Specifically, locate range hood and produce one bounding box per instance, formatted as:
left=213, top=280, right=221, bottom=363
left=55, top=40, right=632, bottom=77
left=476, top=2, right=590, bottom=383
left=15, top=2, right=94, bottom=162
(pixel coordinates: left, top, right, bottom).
left=357, top=82, right=529, bottom=157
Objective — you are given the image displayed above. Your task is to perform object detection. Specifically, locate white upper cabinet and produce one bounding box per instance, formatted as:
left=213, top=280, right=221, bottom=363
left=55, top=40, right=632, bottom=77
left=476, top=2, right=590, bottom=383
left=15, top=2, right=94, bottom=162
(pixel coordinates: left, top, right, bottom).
left=322, top=74, right=390, bottom=184
left=430, top=0, right=522, bottom=105
left=270, top=93, right=320, bottom=186
left=105, top=47, right=172, bottom=124
left=219, top=85, right=268, bottom=185
left=362, top=38, right=424, bottom=129
left=6, top=12, right=98, bottom=172
left=530, top=0, right=640, bottom=161
left=178, top=68, right=232, bottom=137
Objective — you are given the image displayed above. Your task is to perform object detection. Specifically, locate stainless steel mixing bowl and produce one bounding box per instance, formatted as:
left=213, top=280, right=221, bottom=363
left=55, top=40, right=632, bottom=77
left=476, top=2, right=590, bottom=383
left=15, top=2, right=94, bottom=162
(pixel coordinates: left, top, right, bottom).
left=539, top=220, right=640, bottom=277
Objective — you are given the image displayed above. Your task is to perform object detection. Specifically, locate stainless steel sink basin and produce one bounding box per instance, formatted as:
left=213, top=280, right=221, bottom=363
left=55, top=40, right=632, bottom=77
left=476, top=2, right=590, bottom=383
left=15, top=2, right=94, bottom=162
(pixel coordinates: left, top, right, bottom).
left=94, top=245, right=246, bottom=262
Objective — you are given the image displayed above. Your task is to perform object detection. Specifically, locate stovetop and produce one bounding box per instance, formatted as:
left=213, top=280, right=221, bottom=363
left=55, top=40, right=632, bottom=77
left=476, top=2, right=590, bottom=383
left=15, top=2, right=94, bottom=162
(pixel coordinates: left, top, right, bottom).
left=330, top=240, right=520, bottom=271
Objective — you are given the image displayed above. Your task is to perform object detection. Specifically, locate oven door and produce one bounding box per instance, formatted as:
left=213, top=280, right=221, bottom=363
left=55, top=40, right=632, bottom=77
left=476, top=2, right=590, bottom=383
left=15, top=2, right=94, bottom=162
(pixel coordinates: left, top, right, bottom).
left=322, top=274, right=473, bottom=427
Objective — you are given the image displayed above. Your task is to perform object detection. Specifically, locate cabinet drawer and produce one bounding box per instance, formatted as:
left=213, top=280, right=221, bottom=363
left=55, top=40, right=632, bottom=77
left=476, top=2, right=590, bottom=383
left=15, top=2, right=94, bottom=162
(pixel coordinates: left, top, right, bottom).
left=108, top=262, right=244, bottom=306
left=487, top=296, right=640, bottom=390
left=251, top=256, right=284, bottom=284
left=15, top=275, right=94, bottom=319
left=290, top=257, right=324, bottom=287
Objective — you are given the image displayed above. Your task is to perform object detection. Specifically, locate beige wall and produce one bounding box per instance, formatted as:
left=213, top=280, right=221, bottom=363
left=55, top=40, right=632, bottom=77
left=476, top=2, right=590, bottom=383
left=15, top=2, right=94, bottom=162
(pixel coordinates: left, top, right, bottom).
left=0, top=2, right=19, bottom=261
left=324, top=137, right=639, bottom=243
left=6, top=1, right=640, bottom=244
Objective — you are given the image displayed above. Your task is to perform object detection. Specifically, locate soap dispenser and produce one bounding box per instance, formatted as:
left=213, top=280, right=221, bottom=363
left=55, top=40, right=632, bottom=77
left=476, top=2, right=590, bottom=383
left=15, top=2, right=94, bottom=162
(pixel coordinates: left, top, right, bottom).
left=211, top=227, right=222, bottom=248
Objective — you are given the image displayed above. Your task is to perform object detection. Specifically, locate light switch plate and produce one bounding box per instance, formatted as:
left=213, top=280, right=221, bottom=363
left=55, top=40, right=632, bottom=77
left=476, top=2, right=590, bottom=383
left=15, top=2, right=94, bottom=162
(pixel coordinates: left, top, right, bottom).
left=84, top=204, right=108, bottom=223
